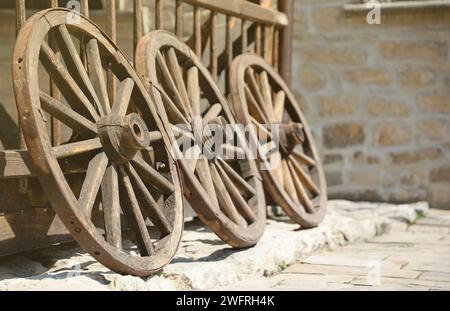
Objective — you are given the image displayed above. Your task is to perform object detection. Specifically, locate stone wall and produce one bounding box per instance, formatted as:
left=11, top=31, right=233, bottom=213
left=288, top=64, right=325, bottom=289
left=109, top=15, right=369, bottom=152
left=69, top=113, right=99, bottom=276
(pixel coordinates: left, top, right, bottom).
left=292, top=0, right=450, bottom=208
left=0, top=1, right=448, bottom=209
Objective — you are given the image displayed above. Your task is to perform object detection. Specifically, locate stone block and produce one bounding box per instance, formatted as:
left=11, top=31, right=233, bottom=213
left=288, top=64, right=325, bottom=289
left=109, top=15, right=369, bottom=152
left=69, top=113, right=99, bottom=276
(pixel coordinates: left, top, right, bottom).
left=323, top=154, right=344, bottom=165
left=397, top=65, right=435, bottom=88
left=389, top=147, right=443, bottom=165
left=418, top=119, right=449, bottom=142
left=344, top=69, right=392, bottom=86
left=325, top=171, right=343, bottom=187
left=311, top=7, right=342, bottom=32
left=299, top=66, right=326, bottom=91
left=317, top=94, right=358, bottom=117
left=374, top=122, right=412, bottom=147
left=380, top=41, right=448, bottom=63
left=323, top=123, right=365, bottom=149
left=352, top=151, right=381, bottom=165
left=418, top=94, right=450, bottom=113
left=348, top=171, right=380, bottom=187
left=302, top=48, right=367, bottom=65
left=430, top=166, right=450, bottom=183
left=367, top=98, right=410, bottom=117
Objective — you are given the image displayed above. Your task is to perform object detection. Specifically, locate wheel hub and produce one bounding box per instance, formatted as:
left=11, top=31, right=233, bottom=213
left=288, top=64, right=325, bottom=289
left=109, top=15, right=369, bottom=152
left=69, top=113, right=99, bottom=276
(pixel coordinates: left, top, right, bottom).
left=97, top=113, right=150, bottom=163
left=279, top=123, right=305, bottom=154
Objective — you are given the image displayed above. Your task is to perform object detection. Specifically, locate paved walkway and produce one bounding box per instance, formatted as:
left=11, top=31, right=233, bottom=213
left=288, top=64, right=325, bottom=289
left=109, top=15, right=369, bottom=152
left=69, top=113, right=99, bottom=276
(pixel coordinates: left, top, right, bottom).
left=218, top=209, right=450, bottom=291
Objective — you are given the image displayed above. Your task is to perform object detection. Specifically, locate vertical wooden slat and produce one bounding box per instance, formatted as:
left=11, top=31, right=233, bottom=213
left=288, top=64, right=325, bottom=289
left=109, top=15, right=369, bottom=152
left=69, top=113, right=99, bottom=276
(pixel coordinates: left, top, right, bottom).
left=49, top=0, right=62, bottom=147
left=264, top=25, right=274, bottom=64
left=15, top=0, right=26, bottom=37
left=255, top=23, right=262, bottom=56
left=193, top=6, right=201, bottom=57
left=175, top=0, right=183, bottom=37
left=134, top=0, right=142, bottom=59
left=241, top=19, right=248, bottom=55
left=107, top=0, right=117, bottom=104
left=273, top=27, right=280, bottom=72
left=106, top=0, right=117, bottom=42
left=210, top=10, right=217, bottom=81
left=81, top=0, right=89, bottom=16
left=155, top=0, right=163, bottom=30
left=225, top=15, right=233, bottom=94
left=16, top=0, right=26, bottom=150
left=278, top=0, right=294, bottom=87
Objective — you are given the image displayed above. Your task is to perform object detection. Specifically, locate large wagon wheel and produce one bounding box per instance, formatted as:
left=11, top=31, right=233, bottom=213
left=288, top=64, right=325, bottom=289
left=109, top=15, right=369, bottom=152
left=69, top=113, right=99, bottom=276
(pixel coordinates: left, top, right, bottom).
left=229, top=54, right=327, bottom=228
left=136, top=31, right=266, bottom=247
left=13, top=9, right=183, bottom=276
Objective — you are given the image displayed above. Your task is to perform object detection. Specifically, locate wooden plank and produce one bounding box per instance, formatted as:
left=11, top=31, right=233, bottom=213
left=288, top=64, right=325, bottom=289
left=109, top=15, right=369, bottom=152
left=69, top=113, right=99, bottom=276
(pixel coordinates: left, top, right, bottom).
left=134, top=0, right=143, bottom=59
left=0, top=150, right=34, bottom=178
left=210, top=10, right=217, bottom=81
left=181, top=0, right=288, bottom=26
left=194, top=6, right=202, bottom=57
left=176, top=0, right=183, bottom=37
left=156, top=0, right=163, bottom=29
left=0, top=211, right=71, bottom=257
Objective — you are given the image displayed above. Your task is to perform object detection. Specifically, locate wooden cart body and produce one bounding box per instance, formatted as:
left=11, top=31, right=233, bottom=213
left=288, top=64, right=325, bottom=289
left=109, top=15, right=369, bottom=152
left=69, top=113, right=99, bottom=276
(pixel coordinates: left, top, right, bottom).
left=0, top=0, right=294, bottom=257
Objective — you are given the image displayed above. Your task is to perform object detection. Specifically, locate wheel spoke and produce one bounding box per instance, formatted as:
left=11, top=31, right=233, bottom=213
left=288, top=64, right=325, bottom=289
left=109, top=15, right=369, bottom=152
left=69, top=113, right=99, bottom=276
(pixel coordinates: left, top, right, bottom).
left=40, top=42, right=100, bottom=121
left=221, top=144, right=246, bottom=159
left=172, top=124, right=195, bottom=141
left=210, top=164, right=247, bottom=227
left=289, top=155, right=320, bottom=196
left=86, top=38, right=111, bottom=114
left=216, top=158, right=256, bottom=197
left=166, top=48, right=192, bottom=116
left=195, top=156, right=219, bottom=209
left=187, top=66, right=201, bottom=117
left=54, top=25, right=103, bottom=116
left=273, top=90, right=286, bottom=123
left=149, top=131, right=163, bottom=143
left=79, top=152, right=109, bottom=217
left=128, top=164, right=172, bottom=237
left=102, top=164, right=122, bottom=249
left=292, top=149, right=316, bottom=167
left=251, top=116, right=272, bottom=141
left=287, top=160, right=315, bottom=213
left=132, top=155, right=175, bottom=194
left=245, top=85, right=268, bottom=124
left=260, top=141, right=277, bottom=159
left=111, top=78, right=134, bottom=116
left=270, top=151, right=284, bottom=189
left=40, top=92, right=97, bottom=135
left=246, top=68, right=269, bottom=120
left=183, top=144, right=202, bottom=174
left=259, top=71, right=274, bottom=121
left=202, top=103, right=222, bottom=125
left=118, top=165, right=155, bottom=256
left=52, top=138, right=102, bottom=158
left=159, top=88, right=191, bottom=126
left=156, top=51, right=190, bottom=119
left=216, top=162, right=256, bottom=223
left=282, top=159, right=299, bottom=204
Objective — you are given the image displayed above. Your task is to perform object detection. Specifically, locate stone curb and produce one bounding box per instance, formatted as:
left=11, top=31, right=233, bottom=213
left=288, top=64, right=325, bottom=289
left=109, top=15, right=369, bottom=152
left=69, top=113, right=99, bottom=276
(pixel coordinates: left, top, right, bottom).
left=0, top=200, right=428, bottom=291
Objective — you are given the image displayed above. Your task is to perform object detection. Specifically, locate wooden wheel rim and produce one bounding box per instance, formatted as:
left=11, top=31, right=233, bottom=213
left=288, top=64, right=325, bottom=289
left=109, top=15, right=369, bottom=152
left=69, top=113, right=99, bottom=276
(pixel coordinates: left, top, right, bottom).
left=13, top=9, right=183, bottom=276
left=136, top=31, right=266, bottom=247
left=230, top=54, right=327, bottom=228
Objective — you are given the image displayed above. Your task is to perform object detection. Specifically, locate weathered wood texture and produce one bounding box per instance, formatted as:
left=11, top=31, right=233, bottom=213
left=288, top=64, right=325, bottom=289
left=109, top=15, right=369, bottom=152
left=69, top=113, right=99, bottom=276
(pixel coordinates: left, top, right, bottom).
left=12, top=9, right=184, bottom=276
left=230, top=54, right=327, bottom=228
left=136, top=31, right=267, bottom=247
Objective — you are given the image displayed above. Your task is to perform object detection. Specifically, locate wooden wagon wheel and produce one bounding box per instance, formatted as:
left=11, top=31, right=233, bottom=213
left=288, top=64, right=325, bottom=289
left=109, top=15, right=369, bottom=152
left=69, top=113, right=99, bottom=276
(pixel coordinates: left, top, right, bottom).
left=12, top=9, right=183, bottom=276
left=229, top=54, right=327, bottom=228
left=136, top=31, right=266, bottom=247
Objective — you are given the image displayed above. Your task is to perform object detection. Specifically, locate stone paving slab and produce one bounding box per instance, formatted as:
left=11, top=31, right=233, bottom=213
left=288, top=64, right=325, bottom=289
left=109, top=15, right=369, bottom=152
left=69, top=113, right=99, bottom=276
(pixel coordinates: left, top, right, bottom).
left=0, top=200, right=432, bottom=291
left=283, top=263, right=421, bottom=279
left=217, top=208, right=450, bottom=291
